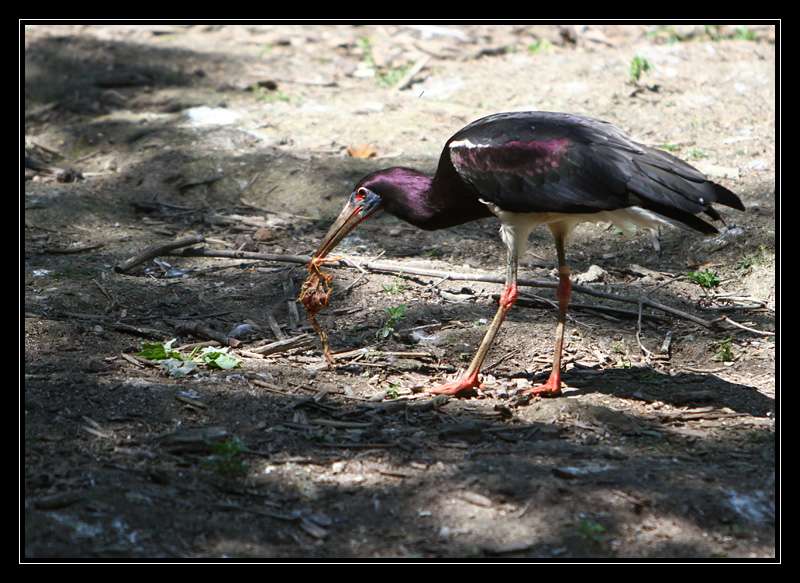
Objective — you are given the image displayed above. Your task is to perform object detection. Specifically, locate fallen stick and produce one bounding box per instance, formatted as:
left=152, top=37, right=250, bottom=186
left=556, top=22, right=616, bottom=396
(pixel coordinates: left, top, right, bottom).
left=169, top=320, right=241, bottom=348
left=43, top=243, right=106, bottom=255
left=115, top=234, right=206, bottom=273
left=250, top=334, right=314, bottom=356
left=718, top=316, right=775, bottom=337
left=507, top=293, right=667, bottom=322
left=168, top=247, right=722, bottom=329
left=111, top=322, right=171, bottom=339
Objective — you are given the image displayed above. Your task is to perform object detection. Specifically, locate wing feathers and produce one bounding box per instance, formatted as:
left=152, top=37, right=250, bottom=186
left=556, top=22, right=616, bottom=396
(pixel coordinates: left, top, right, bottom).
left=446, top=112, right=745, bottom=234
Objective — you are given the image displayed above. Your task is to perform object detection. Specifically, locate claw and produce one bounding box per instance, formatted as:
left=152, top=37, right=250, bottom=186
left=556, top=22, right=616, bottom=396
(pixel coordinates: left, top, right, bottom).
left=427, top=371, right=482, bottom=396
left=522, top=372, right=563, bottom=398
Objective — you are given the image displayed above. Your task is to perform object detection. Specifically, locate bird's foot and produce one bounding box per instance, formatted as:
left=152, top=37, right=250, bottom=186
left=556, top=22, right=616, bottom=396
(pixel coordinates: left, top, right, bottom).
left=427, top=371, right=482, bottom=396
left=522, top=372, right=563, bottom=398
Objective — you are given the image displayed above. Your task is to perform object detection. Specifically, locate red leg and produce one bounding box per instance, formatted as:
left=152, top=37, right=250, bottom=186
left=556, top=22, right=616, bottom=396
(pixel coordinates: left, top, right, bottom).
left=524, top=369, right=563, bottom=397
left=499, top=282, right=518, bottom=310
left=524, top=229, right=571, bottom=399
left=427, top=281, right=518, bottom=397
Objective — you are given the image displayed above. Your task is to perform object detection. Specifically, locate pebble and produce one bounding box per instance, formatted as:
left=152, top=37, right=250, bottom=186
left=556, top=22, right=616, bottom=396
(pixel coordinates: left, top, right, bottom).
left=183, top=106, right=241, bottom=126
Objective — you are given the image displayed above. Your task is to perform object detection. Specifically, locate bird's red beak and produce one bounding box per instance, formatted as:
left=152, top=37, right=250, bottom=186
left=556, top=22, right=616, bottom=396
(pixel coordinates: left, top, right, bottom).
left=313, top=189, right=382, bottom=259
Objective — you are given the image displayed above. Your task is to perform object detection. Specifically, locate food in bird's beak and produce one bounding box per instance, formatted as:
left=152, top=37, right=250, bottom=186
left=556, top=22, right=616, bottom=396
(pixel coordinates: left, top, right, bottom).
left=299, top=257, right=335, bottom=364
left=298, top=189, right=383, bottom=364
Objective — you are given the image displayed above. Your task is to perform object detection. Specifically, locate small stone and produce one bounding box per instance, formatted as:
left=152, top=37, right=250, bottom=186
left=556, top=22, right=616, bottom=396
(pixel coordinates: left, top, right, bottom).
left=574, top=264, right=607, bottom=285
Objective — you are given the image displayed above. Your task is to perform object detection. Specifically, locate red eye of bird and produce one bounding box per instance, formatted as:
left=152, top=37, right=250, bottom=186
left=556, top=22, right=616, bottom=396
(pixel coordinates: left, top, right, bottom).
left=355, top=189, right=366, bottom=202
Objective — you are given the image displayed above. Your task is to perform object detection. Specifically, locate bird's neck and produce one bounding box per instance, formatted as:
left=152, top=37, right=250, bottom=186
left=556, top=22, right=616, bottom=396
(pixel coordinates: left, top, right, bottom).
left=386, top=171, right=437, bottom=227
left=383, top=167, right=491, bottom=230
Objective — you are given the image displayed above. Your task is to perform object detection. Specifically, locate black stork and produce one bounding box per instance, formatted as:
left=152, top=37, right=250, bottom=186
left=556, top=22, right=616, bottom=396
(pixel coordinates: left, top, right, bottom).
left=310, top=111, right=745, bottom=397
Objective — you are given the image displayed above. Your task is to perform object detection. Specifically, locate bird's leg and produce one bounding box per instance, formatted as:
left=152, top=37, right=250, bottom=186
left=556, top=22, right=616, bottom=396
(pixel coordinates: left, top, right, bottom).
left=428, top=236, right=519, bottom=396
left=524, top=227, right=570, bottom=397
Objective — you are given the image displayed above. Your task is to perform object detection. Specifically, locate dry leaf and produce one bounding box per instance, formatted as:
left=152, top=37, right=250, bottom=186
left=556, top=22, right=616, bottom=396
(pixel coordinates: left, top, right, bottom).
left=254, top=227, right=273, bottom=241
left=347, top=144, right=378, bottom=159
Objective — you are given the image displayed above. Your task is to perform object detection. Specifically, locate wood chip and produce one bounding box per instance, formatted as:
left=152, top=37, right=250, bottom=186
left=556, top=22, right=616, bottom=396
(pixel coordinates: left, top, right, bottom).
left=175, top=395, right=208, bottom=409
left=482, top=541, right=536, bottom=555
left=457, top=491, right=493, bottom=508
left=346, top=144, right=378, bottom=159
left=120, top=352, right=148, bottom=368
left=82, top=425, right=113, bottom=439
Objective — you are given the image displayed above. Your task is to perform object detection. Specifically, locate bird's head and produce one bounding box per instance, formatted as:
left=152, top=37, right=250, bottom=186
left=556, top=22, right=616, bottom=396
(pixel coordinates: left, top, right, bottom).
left=312, top=168, right=435, bottom=259
left=312, top=183, right=385, bottom=260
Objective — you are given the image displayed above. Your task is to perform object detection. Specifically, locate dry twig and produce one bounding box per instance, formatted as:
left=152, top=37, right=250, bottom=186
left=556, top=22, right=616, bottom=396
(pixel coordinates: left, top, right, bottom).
left=115, top=234, right=205, bottom=273
left=161, top=247, right=763, bottom=332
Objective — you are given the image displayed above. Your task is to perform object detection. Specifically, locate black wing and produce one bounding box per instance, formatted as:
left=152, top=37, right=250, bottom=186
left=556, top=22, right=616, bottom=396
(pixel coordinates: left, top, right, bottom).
left=447, top=112, right=745, bottom=234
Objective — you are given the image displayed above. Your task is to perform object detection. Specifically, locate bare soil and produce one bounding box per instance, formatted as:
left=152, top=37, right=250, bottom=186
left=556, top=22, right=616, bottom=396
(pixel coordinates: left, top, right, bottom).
left=23, top=24, right=776, bottom=560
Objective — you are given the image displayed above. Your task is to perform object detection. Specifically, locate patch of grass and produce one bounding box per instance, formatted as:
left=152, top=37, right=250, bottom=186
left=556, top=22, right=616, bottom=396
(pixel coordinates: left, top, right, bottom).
left=704, top=25, right=722, bottom=41
left=629, top=55, right=652, bottom=83
left=733, top=26, right=757, bottom=41
left=357, top=36, right=374, bottom=59
left=204, top=437, right=249, bottom=479
left=377, top=66, right=410, bottom=88
left=736, top=245, right=770, bottom=270
left=377, top=304, right=407, bottom=339
left=686, top=147, right=709, bottom=160
left=382, top=280, right=407, bottom=295
left=358, top=36, right=409, bottom=88
left=527, top=39, right=552, bottom=54
left=611, top=341, right=632, bottom=368
left=577, top=518, right=607, bottom=543
left=423, top=248, right=444, bottom=258
left=251, top=84, right=291, bottom=103
left=687, top=269, right=721, bottom=289
left=646, top=26, right=681, bottom=44
left=660, top=143, right=681, bottom=152
left=385, top=383, right=401, bottom=400
left=714, top=337, right=735, bottom=362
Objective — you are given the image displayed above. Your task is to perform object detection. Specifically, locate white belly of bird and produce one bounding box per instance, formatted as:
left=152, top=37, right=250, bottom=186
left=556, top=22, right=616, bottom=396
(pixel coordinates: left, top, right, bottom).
left=479, top=199, right=672, bottom=256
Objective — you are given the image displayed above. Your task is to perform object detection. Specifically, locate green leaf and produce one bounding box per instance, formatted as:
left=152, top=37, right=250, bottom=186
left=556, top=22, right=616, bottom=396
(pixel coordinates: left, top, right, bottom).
left=199, top=347, right=241, bottom=369
left=138, top=339, right=181, bottom=360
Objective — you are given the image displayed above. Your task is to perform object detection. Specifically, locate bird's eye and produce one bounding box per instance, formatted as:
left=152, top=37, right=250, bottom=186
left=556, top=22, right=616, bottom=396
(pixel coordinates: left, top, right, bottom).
left=355, top=188, right=367, bottom=202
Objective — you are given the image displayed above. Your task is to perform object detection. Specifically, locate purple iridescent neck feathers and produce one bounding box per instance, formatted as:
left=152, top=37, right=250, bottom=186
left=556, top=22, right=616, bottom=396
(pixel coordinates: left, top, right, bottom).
left=356, top=166, right=491, bottom=230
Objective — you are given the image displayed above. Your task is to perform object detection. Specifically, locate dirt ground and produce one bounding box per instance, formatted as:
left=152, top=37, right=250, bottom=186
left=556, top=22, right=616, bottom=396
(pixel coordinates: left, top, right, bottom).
left=23, top=24, right=777, bottom=560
